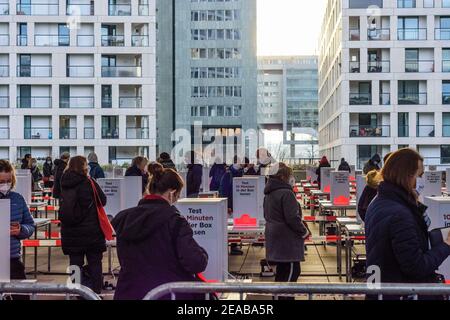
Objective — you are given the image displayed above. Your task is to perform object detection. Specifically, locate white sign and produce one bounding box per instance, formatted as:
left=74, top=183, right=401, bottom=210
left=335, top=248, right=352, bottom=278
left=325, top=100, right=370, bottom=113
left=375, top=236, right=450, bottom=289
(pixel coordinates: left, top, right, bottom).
left=330, top=171, right=350, bottom=205
left=15, top=169, right=31, bottom=176
left=421, top=171, right=442, bottom=201
left=98, top=177, right=142, bottom=218
left=423, top=197, right=450, bottom=280
left=201, top=167, right=210, bottom=193
left=122, top=176, right=143, bottom=210
left=233, top=176, right=266, bottom=226
left=306, top=166, right=318, bottom=183
left=176, top=198, right=228, bottom=281
left=320, top=167, right=334, bottom=192
left=15, top=174, right=32, bottom=205
left=0, top=200, right=10, bottom=281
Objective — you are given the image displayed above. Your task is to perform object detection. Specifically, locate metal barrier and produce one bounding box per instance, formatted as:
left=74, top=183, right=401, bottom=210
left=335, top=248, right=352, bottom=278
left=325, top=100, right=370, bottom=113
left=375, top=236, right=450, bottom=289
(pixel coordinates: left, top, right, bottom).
left=144, top=282, right=450, bottom=301
left=0, top=282, right=101, bottom=300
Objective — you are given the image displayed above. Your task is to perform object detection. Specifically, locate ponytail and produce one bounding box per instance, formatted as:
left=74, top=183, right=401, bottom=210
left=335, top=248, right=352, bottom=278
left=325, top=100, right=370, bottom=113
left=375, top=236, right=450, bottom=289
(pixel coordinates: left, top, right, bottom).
left=147, top=165, right=184, bottom=195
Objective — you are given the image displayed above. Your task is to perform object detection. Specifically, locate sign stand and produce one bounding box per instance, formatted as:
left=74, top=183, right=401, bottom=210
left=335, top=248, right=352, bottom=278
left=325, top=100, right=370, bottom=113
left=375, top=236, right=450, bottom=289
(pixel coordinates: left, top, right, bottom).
left=330, top=171, right=350, bottom=205
left=15, top=173, right=32, bottom=205
left=232, top=176, right=266, bottom=227
left=320, top=167, right=334, bottom=193
left=0, top=199, right=10, bottom=282
left=421, top=171, right=442, bottom=202
left=98, top=177, right=143, bottom=218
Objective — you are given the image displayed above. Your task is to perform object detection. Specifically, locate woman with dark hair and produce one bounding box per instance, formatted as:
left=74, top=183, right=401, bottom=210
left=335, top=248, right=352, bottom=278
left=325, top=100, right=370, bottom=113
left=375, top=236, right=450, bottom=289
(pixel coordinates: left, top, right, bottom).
left=158, top=152, right=176, bottom=170
left=59, top=156, right=107, bottom=294
left=365, top=149, right=450, bottom=297
left=112, top=166, right=208, bottom=300
left=43, top=157, right=54, bottom=188
left=185, top=151, right=203, bottom=198
left=315, top=156, right=331, bottom=188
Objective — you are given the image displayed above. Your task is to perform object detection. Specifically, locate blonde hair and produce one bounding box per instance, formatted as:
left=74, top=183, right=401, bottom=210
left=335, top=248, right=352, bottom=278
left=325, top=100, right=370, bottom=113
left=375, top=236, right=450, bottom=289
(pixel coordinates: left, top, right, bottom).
left=0, top=160, right=17, bottom=188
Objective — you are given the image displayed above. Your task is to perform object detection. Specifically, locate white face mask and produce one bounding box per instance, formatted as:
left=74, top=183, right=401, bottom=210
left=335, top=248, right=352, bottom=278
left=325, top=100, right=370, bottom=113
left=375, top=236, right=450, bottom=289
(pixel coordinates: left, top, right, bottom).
left=289, top=176, right=296, bottom=187
left=232, top=164, right=241, bottom=170
left=0, top=183, right=12, bottom=195
left=416, top=177, right=425, bottom=195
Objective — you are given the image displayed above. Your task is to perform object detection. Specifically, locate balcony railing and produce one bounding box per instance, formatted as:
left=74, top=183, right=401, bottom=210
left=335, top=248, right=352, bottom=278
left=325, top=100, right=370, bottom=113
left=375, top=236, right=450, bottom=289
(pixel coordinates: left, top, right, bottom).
left=349, top=93, right=371, bottom=105
left=367, top=28, right=390, bottom=41
left=350, top=125, right=391, bottom=138
left=17, top=35, right=27, bottom=46
left=17, top=96, right=52, bottom=108
left=0, top=34, right=8, bottom=46
left=59, top=96, right=94, bottom=108
left=102, top=97, right=112, bottom=108
left=84, top=127, right=94, bottom=139
left=397, top=28, right=427, bottom=40
left=379, top=93, right=391, bottom=105
left=77, top=35, right=94, bottom=46
left=126, top=128, right=149, bottom=139
left=35, top=35, right=70, bottom=46
left=349, top=61, right=360, bottom=73
left=67, top=66, right=94, bottom=77
left=0, top=127, right=9, bottom=139
left=398, top=93, right=427, bottom=105
left=66, top=3, right=94, bottom=16
left=443, top=92, right=450, bottom=105
left=17, top=4, right=59, bottom=15
left=443, top=125, right=450, bottom=137
left=368, top=61, right=390, bottom=73
left=17, top=65, right=52, bottom=77
left=101, top=66, right=142, bottom=77
left=0, top=2, right=8, bottom=15
left=443, top=60, right=450, bottom=72
left=24, top=127, right=52, bottom=140
left=119, top=96, right=142, bottom=108
left=398, top=125, right=409, bottom=137
left=101, top=35, right=125, bottom=47
left=102, top=128, right=119, bottom=139
left=0, top=96, right=8, bottom=108
left=108, top=4, right=131, bottom=16
left=397, top=0, right=417, bottom=8
left=131, top=35, right=149, bottom=47
left=349, top=29, right=360, bottom=41
left=0, top=65, right=9, bottom=77
left=405, top=60, right=434, bottom=73
left=416, top=125, right=435, bottom=137
left=435, top=28, right=450, bottom=40
left=59, top=127, right=77, bottom=140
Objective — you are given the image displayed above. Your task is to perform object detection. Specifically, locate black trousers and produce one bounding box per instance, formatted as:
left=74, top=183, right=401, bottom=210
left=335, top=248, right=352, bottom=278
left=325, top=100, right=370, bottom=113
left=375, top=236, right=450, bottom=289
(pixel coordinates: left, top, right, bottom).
left=69, top=252, right=104, bottom=294
left=9, top=258, right=29, bottom=300
left=274, top=262, right=301, bottom=300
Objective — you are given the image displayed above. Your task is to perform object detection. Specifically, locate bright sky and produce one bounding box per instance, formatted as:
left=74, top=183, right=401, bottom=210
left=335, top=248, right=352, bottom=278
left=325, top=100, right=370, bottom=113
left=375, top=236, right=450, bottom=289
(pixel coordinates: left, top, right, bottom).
left=257, top=0, right=327, bottom=56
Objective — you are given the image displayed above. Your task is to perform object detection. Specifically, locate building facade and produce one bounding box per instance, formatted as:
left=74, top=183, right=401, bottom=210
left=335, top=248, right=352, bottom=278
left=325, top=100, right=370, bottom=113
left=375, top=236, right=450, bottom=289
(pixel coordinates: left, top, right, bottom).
left=156, top=0, right=257, bottom=159
left=0, top=0, right=156, bottom=164
left=319, top=0, right=450, bottom=169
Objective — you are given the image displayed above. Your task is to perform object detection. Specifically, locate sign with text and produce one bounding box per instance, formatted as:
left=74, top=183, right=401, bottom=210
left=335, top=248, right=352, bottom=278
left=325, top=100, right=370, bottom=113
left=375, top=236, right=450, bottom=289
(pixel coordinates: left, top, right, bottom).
left=306, top=166, right=318, bottom=183
left=320, top=167, right=334, bottom=193
left=122, top=176, right=143, bottom=210
left=233, top=176, right=266, bottom=226
left=176, top=198, right=228, bottom=281
left=423, top=197, right=450, bottom=280
left=421, top=171, right=442, bottom=201
left=330, top=171, right=350, bottom=205
left=0, top=200, right=10, bottom=281
left=98, top=177, right=142, bottom=218
left=15, top=174, right=32, bottom=205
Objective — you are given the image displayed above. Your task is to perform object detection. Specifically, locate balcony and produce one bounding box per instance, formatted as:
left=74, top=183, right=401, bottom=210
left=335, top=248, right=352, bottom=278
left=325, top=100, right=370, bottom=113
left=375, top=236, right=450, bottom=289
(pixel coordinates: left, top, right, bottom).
left=84, top=127, right=94, bottom=139
left=443, top=92, right=450, bottom=105
left=17, top=65, right=52, bottom=77
left=66, top=3, right=94, bottom=16
left=0, top=96, right=8, bottom=108
left=67, top=66, right=94, bottom=77
left=0, top=127, right=8, bottom=139
left=131, top=35, right=149, bottom=47
left=101, top=66, right=142, bottom=78
left=398, top=93, right=427, bottom=105
left=367, top=28, right=390, bottom=41
left=17, top=96, right=52, bottom=108
left=405, top=60, right=434, bottom=73
left=349, top=61, right=360, bottom=73
left=35, top=34, right=69, bottom=46
left=350, top=125, right=391, bottom=138
left=16, top=3, right=59, bottom=15
left=416, top=125, right=435, bottom=137
left=108, top=4, right=131, bottom=16
left=0, top=34, right=8, bottom=46
left=119, top=96, right=142, bottom=108
left=349, top=29, right=360, bottom=41
left=435, top=28, right=450, bottom=40
left=443, top=125, right=450, bottom=137
left=379, top=93, right=391, bottom=105
left=0, top=2, right=8, bottom=15
left=397, top=0, right=416, bottom=7
left=17, top=35, right=27, bottom=46
left=398, top=125, right=409, bottom=137
left=101, top=35, right=125, bottom=47
left=59, top=127, right=77, bottom=140
left=77, top=35, right=94, bottom=47
left=0, top=65, right=9, bottom=77
left=397, top=28, right=427, bottom=41
left=368, top=61, right=390, bottom=73
left=59, top=96, right=94, bottom=109
left=349, top=93, right=371, bottom=105
left=102, top=97, right=112, bottom=109
left=24, top=128, right=52, bottom=140
left=126, top=128, right=149, bottom=139
left=102, top=128, right=119, bottom=139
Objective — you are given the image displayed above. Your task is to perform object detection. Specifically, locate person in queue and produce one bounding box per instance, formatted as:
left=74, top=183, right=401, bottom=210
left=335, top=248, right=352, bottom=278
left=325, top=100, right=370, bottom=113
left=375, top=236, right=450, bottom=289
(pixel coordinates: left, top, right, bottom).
left=30, top=158, right=42, bottom=191
left=88, top=152, right=105, bottom=181
left=43, top=156, right=54, bottom=189
left=264, top=163, right=309, bottom=298
left=209, top=157, right=226, bottom=192
left=125, top=156, right=149, bottom=194
left=256, top=148, right=276, bottom=175
left=0, top=160, right=35, bottom=299
left=112, top=164, right=208, bottom=300
left=363, top=154, right=382, bottom=175
left=21, top=154, right=31, bottom=170
left=338, top=158, right=351, bottom=173
left=365, top=149, right=450, bottom=298
left=59, top=156, right=107, bottom=295
left=315, top=156, right=331, bottom=188
left=158, top=152, right=176, bottom=170
left=53, top=152, right=70, bottom=199
left=185, top=151, right=203, bottom=198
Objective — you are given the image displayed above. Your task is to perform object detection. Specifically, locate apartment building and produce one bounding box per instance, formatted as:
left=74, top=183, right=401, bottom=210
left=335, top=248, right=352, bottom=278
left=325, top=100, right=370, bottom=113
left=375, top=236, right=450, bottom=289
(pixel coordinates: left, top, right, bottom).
left=319, top=0, right=450, bottom=169
left=0, top=0, right=156, bottom=164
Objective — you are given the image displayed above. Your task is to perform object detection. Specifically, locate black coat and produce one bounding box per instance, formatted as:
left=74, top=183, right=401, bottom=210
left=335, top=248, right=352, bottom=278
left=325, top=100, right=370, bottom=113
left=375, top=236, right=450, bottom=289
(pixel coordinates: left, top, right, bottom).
left=43, top=162, right=54, bottom=178
left=111, top=198, right=208, bottom=300
left=159, top=159, right=176, bottom=170
left=338, top=161, right=351, bottom=173
left=125, top=165, right=148, bottom=194
left=365, top=181, right=450, bottom=285
left=52, top=159, right=67, bottom=199
left=315, top=163, right=331, bottom=188
left=358, top=185, right=377, bottom=222
left=59, top=171, right=107, bottom=255
left=186, top=164, right=203, bottom=197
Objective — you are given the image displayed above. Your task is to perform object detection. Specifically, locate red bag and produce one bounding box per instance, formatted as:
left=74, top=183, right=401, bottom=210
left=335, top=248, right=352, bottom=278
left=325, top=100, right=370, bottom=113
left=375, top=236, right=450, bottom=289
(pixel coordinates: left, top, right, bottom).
left=89, top=178, right=114, bottom=241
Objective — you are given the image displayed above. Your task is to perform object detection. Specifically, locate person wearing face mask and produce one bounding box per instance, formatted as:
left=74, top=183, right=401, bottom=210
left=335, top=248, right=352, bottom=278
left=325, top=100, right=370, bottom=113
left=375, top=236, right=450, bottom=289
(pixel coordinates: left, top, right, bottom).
left=0, top=160, right=35, bottom=298
left=20, top=154, right=31, bottom=170
left=185, top=151, right=203, bottom=198
left=112, top=165, right=208, bottom=300
left=43, top=156, right=54, bottom=189
left=59, top=156, right=107, bottom=295
left=365, top=149, right=450, bottom=299
left=30, top=158, right=42, bottom=191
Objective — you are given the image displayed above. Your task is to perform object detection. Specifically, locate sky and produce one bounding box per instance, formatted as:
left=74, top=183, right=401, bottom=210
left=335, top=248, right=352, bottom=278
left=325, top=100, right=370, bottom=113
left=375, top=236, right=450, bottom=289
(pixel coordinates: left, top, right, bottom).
left=257, top=0, right=327, bottom=56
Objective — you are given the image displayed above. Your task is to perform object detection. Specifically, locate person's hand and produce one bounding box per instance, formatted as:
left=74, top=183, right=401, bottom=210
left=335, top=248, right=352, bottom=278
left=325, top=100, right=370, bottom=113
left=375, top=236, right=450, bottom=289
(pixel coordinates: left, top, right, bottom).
left=10, top=224, right=21, bottom=237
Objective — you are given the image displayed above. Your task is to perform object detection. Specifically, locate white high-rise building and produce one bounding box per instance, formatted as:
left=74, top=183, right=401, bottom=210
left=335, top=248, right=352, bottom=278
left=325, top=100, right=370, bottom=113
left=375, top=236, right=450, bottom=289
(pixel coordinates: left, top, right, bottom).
left=319, top=0, right=450, bottom=169
left=0, top=0, right=156, bottom=164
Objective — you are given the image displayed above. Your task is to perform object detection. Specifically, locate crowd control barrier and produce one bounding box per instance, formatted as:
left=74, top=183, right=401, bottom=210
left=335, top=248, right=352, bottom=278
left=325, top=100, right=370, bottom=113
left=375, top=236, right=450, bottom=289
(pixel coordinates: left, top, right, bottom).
left=144, top=282, right=450, bottom=301
left=0, top=282, right=101, bottom=300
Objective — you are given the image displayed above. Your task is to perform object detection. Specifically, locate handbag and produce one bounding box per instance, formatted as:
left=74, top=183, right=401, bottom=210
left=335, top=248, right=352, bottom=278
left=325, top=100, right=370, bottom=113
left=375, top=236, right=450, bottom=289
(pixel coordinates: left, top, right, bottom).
left=89, top=178, right=114, bottom=241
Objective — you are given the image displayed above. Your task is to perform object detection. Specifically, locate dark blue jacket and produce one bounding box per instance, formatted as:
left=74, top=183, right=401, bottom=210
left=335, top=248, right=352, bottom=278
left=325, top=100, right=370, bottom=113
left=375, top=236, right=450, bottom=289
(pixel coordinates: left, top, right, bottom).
left=219, top=166, right=243, bottom=210
left=88, top=162, right=105, bottom=180
left=186, top=164, right=203, bottom=197
left=125, top=165, right=148, bottom=194
left=209, top=163, right=226, bottom=191
left=365, top=181, right=450, bottom=285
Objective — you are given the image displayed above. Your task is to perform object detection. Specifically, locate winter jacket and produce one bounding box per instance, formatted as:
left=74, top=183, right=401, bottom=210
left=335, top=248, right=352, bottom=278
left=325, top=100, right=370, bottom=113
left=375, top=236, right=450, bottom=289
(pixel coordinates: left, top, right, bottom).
left=357, top=170, right=381, bottom=222
left=209, top=163, right=226, bottom=191
left=159, top=159, right=176, bottom=170
left=59, top=171, right=107, bottom=255
left=186, top=164, right=203, bottom=197
left=363, top=154, right=381, bottom=175
left=88, top=162, right=105, bottom=180
left=52, top=159, right=67, bottom=199
left=111, top=197, right=208, bottom=300
left=125, top=165, right=148, bottom=194
left=0, top=191, right=35, bottom=259
left=316, top=163, right=331, bottom=188
left=365, top=181, right=450, bottom=286
left=338, top=161, right=351, bottom=173
left=43, top=162, right=54, bottom=178
left=264, top=178, right=308, bottom=263
left=219, top=166, right=244, bottom=210
left=31, top=166, right=42, bottom=183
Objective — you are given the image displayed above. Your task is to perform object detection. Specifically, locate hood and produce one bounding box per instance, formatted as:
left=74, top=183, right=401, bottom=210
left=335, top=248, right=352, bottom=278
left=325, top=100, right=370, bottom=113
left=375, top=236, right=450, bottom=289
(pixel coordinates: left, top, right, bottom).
left=366, top=170, right=382, bottom=189
left=319, top=157, right=330, bottom=166
left=370, top=154, right=381, bottom=163
left=112, top=199, right=176, bottom=242
left=264, top=178, right=292, bottom=195
left=60, top=171, right=88, bottom=189
left=54, top=159, right=66, bottom=167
